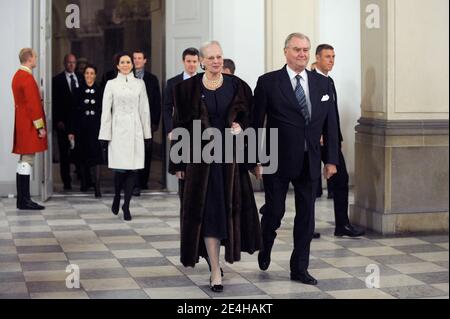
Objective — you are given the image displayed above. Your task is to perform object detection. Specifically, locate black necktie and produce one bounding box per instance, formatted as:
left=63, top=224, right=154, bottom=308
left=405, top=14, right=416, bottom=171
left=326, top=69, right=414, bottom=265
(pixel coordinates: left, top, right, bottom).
left=295, top=75, right=310, bottom=125
left=70, top=74, right=76, bottom=93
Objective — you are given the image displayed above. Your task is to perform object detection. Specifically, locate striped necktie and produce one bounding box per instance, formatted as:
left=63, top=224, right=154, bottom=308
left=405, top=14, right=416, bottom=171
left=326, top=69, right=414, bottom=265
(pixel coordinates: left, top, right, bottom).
left=295, top=75, right=311, bottom=125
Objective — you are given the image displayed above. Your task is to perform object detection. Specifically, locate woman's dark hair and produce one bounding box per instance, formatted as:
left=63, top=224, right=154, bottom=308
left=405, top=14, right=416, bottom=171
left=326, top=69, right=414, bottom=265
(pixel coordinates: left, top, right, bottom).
left=115, top=52, right=135, bottom=69
left=83, top=64, right=97, bottom=74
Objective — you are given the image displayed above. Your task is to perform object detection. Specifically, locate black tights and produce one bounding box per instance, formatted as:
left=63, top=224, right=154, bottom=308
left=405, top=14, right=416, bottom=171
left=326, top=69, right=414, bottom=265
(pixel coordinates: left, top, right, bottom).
left=112, top=171, right=137, bottom=220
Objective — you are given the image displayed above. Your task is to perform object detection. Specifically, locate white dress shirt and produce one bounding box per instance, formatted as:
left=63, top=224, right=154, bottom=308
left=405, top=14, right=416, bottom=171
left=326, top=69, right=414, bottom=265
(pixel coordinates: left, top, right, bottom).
left=65, top=71, right=79, bottom=92
left=315, top=67, right=328, bottom=78
left=286, top=65, right=312, bottom=117
left=183, top=72, right=196, bottom=80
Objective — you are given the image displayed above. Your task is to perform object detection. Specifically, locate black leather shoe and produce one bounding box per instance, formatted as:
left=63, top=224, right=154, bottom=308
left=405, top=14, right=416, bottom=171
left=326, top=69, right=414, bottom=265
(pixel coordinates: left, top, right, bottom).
left=313, top=232, right=321, bottom=239
left=258, top=250, right=271, bottom=271
left=291, top=270, right=318, bottom=285
left=27, top=200, right=45, bottom=210
left=133, top=187, right=141, bottom=197
left=18, top=199, right=45, bottom=211
left=335, top=224, right=365, bottom=237
left=209, top=278, right=223, bottom=293
left=95, top=188, right=102, bottom=198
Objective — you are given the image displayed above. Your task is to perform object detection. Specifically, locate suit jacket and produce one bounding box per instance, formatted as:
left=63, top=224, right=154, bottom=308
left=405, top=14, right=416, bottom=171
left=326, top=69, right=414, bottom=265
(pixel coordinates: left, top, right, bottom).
left=52, top=71, right=83, bottom=130
left=142, top=71, right=162, bottom=129
left=312, top=69, right=343, bottom=145
left=163, top=73, right=184, bottom=135
left=253, top=65, right=339, bottom=180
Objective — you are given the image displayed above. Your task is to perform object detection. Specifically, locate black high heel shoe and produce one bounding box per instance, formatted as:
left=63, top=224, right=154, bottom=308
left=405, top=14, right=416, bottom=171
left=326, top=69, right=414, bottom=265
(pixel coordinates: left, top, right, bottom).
left=209, top=277, right=223, bottom=293
left=205, top=257, right=224, bottom=277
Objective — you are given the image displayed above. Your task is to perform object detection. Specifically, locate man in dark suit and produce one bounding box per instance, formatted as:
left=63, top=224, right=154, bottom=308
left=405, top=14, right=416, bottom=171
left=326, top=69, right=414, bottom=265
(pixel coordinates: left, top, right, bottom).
left=163, top=48, right=200, bottom=139
left=312, top=44, right=365, bottom=238
left=133, top=50, right=162, bottom=194
left=52, top=53, right=83, bottom=190
left=253, top=33, right=340, bottom=285
left=163, top=47, right=200, bottom=262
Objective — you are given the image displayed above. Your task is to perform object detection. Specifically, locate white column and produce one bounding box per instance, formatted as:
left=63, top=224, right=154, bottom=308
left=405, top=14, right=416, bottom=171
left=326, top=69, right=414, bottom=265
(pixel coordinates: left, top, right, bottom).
left=317, top=0, right=361, bottom=184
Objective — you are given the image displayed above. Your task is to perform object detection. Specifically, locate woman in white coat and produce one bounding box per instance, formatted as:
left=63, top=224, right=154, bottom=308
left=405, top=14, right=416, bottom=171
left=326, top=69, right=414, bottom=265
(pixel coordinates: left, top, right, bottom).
left=99, top=52, right=151, bottom=221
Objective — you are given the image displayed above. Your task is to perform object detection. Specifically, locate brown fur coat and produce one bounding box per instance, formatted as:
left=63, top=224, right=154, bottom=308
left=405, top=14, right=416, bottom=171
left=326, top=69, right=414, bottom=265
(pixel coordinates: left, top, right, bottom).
left=169, top=74, right=261, bottom=267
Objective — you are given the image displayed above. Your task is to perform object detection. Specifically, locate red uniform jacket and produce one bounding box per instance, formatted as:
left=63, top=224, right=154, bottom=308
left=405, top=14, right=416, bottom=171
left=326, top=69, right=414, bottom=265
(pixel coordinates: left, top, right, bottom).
left=12, top=68, right=48, bottom=155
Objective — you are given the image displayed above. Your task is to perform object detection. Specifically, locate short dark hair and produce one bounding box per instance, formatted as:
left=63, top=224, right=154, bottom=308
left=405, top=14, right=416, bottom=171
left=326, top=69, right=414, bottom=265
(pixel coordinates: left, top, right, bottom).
left=223, top=59, right=236, bottom=74
left=64, top=53, right=77, bottom=64
left=83, top=64, right=97, bottom=74
left=316, top=44, right=334, bottom=56
left=182, top=48, right=200, bottom=61
left=115, top=52, right=134, bottom=68
left=133, top=50, right=147, bottom=60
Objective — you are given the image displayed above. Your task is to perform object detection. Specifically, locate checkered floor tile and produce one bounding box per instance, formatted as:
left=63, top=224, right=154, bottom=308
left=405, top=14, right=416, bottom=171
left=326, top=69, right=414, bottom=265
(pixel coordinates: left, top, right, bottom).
left=0, top=192, right=448, bottom=299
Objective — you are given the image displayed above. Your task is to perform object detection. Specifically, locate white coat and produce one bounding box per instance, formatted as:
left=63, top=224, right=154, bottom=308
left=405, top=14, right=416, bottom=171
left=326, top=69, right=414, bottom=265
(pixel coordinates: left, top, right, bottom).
left=99, top=72, right=152, bottom=170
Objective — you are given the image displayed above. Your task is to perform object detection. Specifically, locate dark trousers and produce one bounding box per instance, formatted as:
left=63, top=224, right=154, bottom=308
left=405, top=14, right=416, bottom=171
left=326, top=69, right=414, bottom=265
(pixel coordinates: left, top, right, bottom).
left=57, top=130, right=71, bottom=187
left=317, top=173, right=333, bottom=197
left=327, top=148, right=350, bottom=228
left=137, top=139, right=153, bottom=189
left=261, top=154, right=318, bottom=272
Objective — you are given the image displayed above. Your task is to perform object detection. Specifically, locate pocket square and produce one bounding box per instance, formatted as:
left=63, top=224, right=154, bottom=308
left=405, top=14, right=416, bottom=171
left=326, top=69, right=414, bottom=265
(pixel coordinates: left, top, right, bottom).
left=321, top=95, right=330, bottom=102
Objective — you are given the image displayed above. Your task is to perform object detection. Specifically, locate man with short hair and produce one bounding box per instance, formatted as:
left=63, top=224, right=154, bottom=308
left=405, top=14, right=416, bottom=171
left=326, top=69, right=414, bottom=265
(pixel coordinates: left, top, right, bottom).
left=163, top=47, right=200, bottom=139
left=133, top=50, right=162, bottom=194
left=12, top=48, right=48, bottom=210
left=223, top=59, right=236, bottom=75
left=253, top=33, right=340, bottom=285
left=313, top=44, right=365, bottom=238
left=53, top=53, right=83, bottom=190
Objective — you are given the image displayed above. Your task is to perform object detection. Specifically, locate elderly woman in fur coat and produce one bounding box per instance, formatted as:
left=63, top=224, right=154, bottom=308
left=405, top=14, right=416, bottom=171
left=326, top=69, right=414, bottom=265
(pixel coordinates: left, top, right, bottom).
left=169, top=41, right=261, bottom=293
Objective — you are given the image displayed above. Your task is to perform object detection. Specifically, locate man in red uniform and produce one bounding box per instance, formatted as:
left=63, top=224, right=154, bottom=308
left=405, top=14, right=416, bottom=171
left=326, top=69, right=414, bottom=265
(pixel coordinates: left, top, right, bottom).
left=12, top=48, right=48, bottom=210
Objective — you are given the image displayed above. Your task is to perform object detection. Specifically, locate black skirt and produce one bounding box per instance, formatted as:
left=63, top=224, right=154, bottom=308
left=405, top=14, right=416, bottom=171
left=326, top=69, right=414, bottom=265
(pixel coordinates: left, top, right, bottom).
left=200, top=77, right=235, bottom=240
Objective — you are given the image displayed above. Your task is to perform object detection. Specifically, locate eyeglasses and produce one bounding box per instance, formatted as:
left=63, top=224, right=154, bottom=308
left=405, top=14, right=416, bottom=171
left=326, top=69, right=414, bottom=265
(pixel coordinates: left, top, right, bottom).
left=205, top=55, right=223, bottom=62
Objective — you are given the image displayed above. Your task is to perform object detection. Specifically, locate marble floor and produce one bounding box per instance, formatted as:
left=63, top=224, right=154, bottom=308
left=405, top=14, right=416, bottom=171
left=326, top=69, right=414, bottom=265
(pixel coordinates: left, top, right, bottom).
left=0, top=192, right=448, bottom=299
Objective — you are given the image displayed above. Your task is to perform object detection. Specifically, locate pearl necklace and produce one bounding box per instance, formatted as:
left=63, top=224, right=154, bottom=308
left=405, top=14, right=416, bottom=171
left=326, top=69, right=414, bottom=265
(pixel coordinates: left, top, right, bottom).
left=202, top=73, right=224, bottom=91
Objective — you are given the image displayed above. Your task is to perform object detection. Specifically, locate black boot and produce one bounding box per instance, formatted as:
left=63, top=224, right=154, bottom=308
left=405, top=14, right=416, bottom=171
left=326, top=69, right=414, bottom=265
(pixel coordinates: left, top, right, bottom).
left=112, top=172, right=125, bottom=215
left=122, top=171, right=136, bottom=221
left=16, top=174, right=44, bottom=210
left=92, top=166, right=102, bottom=198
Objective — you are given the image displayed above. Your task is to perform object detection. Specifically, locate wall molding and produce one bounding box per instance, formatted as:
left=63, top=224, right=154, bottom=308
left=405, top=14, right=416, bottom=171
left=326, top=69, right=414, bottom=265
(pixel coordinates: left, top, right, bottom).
left=356, top=118, right=449, bottom=136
